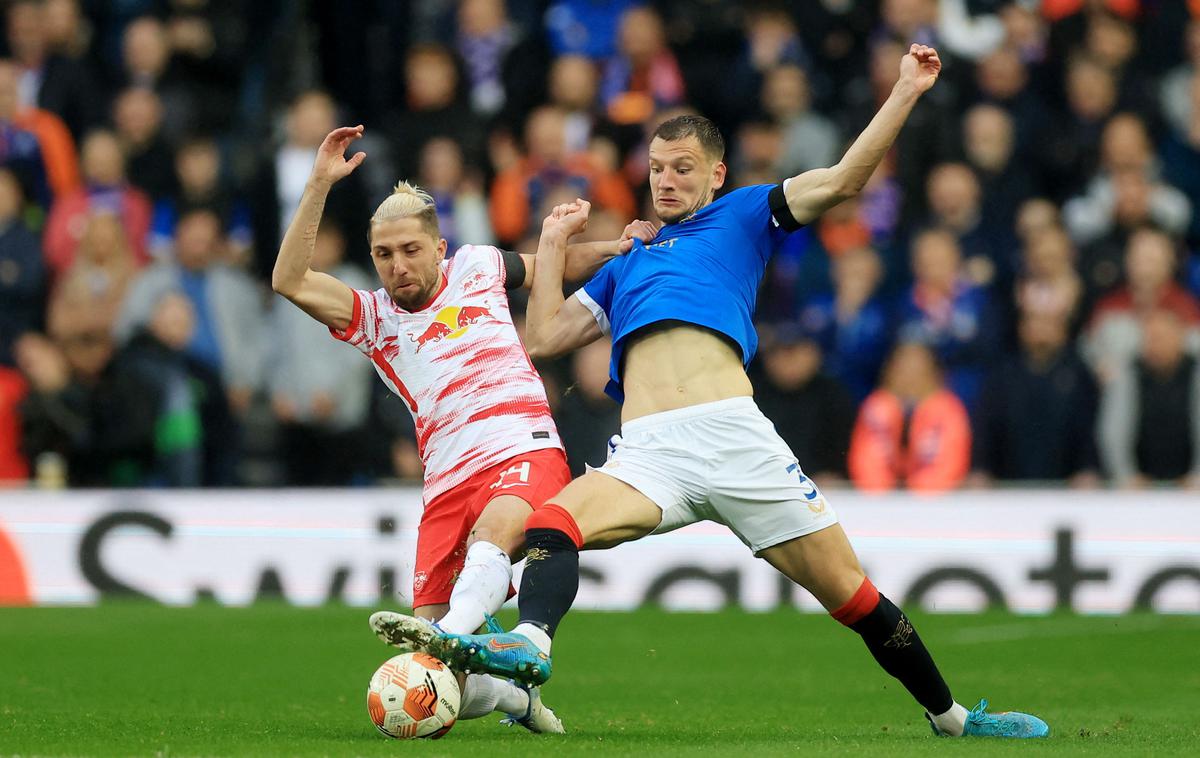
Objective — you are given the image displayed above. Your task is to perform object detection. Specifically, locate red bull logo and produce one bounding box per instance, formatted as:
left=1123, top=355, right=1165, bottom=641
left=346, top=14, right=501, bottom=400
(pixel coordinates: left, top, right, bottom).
left=409, top=305, right=492, bottom=352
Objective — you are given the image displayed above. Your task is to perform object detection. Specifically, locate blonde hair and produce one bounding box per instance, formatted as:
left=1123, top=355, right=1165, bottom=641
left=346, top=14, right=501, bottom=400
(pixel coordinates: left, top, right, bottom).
left=370, top=181, right=440, bottom=240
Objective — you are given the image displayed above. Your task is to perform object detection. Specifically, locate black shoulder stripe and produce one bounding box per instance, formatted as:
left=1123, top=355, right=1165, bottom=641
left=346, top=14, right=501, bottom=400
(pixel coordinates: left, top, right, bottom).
left=768, top=182, right=803, bottom=232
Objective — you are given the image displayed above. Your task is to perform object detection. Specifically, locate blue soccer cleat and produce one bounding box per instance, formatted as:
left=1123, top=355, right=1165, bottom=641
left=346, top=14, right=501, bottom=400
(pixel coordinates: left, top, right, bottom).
left=427, top=631, right=553, bottom=686
left=929, top=699, right=1050, bottom=738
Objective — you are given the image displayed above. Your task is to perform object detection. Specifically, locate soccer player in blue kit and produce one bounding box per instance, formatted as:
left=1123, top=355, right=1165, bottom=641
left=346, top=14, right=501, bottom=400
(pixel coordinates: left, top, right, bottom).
left=400, top=43, right=1049, bottom=738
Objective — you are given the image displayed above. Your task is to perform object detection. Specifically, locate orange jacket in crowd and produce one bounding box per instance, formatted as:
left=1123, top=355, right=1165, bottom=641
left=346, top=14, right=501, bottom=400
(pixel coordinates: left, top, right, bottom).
left=490, top=155, right=637, bottom=245
left=848, top=388, right=971, bottom=492
left=14, top=107, right=81, bottom=200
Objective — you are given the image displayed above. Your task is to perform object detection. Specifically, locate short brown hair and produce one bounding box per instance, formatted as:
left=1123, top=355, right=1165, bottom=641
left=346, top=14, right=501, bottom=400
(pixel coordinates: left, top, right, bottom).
left=652, top=115, right=725, bottom=161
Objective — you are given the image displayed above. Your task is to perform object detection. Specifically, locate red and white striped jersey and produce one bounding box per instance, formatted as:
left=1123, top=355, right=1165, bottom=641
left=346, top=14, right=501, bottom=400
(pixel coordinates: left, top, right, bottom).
left=331, top=245, right=562, bottom=501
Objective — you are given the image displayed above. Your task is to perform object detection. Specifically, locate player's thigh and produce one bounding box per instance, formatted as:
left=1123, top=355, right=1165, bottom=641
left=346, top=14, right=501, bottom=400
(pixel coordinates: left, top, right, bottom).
left=547, top=470, right=662, bottom=549
left=470, top=449, right=572, bottom=558
left=468, top=494, right=532, bottom=558
left=759, top=524, right=866, bottom=611
left=413, top=603, right=449, bottom=621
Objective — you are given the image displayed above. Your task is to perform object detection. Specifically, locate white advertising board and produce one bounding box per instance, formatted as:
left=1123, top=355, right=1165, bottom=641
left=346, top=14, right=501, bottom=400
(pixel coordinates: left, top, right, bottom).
left=0, top=489, right=1196, bottom=613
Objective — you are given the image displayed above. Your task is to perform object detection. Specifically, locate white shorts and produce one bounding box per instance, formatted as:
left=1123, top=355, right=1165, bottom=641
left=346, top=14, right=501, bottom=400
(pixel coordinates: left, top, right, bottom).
left=591, top=396, right=839, bottom=554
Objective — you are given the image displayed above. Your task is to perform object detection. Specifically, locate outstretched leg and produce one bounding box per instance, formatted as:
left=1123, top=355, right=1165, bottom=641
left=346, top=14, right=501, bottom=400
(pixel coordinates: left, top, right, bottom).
left=432, top=471, right=662, bottom=684
left=761, top=524, right=1048, bottom=738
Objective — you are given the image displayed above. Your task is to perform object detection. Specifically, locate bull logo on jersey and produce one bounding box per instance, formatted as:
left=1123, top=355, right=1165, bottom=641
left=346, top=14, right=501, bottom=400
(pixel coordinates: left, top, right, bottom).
left=408, top=305, right=492, bottom=352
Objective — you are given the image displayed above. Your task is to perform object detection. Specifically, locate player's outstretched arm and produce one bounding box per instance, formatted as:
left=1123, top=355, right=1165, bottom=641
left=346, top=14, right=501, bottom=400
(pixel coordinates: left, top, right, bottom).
left=271, top=125, right=366, bottom=331
left=783, top=44, right=941, bottom=227
left=514, top=218, right=657, bottom=287
left=525, top=200, right=605, bottom=360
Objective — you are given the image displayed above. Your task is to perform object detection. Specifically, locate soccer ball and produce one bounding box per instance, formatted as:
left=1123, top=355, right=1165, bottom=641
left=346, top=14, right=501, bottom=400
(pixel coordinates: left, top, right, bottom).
left=366, top=652, right=461, bottom=739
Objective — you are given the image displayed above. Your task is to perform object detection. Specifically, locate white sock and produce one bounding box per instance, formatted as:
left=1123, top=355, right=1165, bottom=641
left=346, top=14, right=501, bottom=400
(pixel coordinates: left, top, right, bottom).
left=929, top=702, right=968, bottom=736
left=435, top=541, right=512, bottom=635
left=513, top=622, right=552, bottom=654
left=458, top=674, right=530, bottom=719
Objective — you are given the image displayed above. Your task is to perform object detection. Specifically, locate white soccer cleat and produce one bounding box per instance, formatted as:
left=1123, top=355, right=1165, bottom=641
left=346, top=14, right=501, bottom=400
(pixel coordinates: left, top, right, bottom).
left=368, top=611, right=441, bottom=653
left=501, top=685, right=565, bottom=734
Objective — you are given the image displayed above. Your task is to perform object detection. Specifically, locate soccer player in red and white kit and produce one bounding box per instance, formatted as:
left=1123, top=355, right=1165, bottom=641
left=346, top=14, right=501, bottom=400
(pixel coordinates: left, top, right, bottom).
left=272, top=125, right=651, bottom=733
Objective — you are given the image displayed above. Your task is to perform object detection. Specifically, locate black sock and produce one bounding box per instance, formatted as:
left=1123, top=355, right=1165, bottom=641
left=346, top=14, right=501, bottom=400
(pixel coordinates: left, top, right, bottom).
left=849, top=594, right=954, bottom=714
left=515, top=527, right=580, bottom=638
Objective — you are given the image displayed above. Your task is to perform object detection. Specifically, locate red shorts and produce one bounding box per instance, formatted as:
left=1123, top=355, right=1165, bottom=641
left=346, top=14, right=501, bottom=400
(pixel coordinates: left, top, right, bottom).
left=412, top=448, right=570, bottom=607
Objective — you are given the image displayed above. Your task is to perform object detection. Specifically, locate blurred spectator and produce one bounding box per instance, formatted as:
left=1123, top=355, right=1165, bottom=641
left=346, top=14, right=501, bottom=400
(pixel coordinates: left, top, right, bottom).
left=962, top=103, right=1036, bottom=243
left=43, top=129, right=153, bottom=278
left=115, top=207, right=264, bottom=416
left=0, top=57, right=77, bottom=204
left=15, top=326, right=158, bottom=487
left=48, top=211, right=136, bottom=337
left=849, top=341, right=971, bottom=492
left=42, top=0, right=91, bottom=63
left=1014, top=198, right=1061, bottom=245
left=117, top=13, right=240, bottom=143
left=418, top=137, right=493, bottom=251
left=1035, top=55, right=1118, bottom=201
left=5, top=0, right=103, bottom=141
left=1099, top=309, right=1200, bottom=488
left=113, top=86, right=175, bottom=202
left=799, top=246, right=891, bottom=403
left=266, top=222, right=373, bottom=486
left=0, top=59, right=50, bottom=209
left=554, top=337, right=620, bottom=476
left=386, top=44, right=485, bottom=185
left=548, top=54, right=604, bottom=154
left=974, top=45, right=1047, bottom=157
left=151, top=137, right=252, bottom=265
left=761, top=64, right=840, bottom=177
left=971, top=311, right=1099, bottom=485
left=1160, top=46, right=1200, bottom=248
left=1015, top=226, right=1084, bottom=328
left=1083, top=226, right=1200, bottom=381
left=924, top=161, right=1011, bottom=281
left=896, top=228, right=999, bottom=408
left=250, top=90, right=368, bottom=282
left=937, top=0, right=1006, bottom=62
left=1160, top=18, right=1200, bottom=145
left=490, top=105, right=635, bottom=246
left=120, top=292, right=237, bottom=486
left=545, top=0, right=639, bottom=60
left=1063, top=114, right=1191, bottom=250
left=455, top=0, right=517, bottom=116
left=721, top=5, right=817, bottom=121
left=730, top=119, right=784, bottom=187
left=600, top=6, right=685, bottom=126
left=0, top=168, right=44, bottom=366
left=755, top=328, right=855, bottom=483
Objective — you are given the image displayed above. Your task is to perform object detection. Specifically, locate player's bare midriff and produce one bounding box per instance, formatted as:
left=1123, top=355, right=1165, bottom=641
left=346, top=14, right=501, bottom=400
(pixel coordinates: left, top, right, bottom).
left=620, top=322, right=753, bottom=422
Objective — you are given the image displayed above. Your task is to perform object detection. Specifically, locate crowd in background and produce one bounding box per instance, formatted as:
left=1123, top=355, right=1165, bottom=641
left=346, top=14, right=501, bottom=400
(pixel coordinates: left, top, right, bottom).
left=0, top=0, right=1198, bottom=492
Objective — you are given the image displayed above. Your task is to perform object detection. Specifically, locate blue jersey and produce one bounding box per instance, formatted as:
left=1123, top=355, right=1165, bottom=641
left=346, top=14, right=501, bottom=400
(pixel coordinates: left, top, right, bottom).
left=578, top=184, right=795, bottom=401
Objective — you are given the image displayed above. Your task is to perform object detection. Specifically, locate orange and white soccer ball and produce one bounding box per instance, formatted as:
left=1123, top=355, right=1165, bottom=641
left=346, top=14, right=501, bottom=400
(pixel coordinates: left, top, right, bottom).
left=366, top=652, right=461, bottom=739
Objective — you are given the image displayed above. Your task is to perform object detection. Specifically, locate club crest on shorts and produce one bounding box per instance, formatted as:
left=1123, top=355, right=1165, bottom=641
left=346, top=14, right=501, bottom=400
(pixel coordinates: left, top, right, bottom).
left=786, top=463, right=827, bottom=514
left=412, top=571, right=429, bottom=593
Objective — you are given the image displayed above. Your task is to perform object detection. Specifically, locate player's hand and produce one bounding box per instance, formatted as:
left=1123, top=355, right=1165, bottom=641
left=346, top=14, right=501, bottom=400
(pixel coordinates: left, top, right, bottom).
left=898, top=44, right=940, bottom=96
left=542, top=198, right=591, bottom=239
left=311, top=125, right=366, bottom=187
left=618, top=219, right=659, bottom=253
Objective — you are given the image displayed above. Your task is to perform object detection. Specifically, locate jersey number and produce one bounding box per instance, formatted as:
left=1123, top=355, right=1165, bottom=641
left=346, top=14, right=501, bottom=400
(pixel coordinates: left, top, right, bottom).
left=490, top=461, right=531, bottom=491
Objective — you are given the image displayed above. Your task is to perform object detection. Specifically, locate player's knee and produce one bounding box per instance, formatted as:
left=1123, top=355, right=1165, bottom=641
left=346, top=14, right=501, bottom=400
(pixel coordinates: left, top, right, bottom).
left=830, top=576, right=880, bottom=627
left=525, top=502, right=584, bottom=549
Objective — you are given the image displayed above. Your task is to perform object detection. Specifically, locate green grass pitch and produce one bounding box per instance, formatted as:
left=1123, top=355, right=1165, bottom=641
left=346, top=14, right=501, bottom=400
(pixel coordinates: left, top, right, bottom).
left=1, top=604, right=1197, bottom=756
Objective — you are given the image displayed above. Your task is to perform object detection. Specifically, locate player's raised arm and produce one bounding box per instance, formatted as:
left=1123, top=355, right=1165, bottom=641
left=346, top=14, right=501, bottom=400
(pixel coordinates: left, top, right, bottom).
left=271, top=125, right=367, bottom=330
left=513, top=218, right=658, bottom=288
left=780, top=44, right=941, bottom=228
left=525, top=199, right=605, bottom=360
